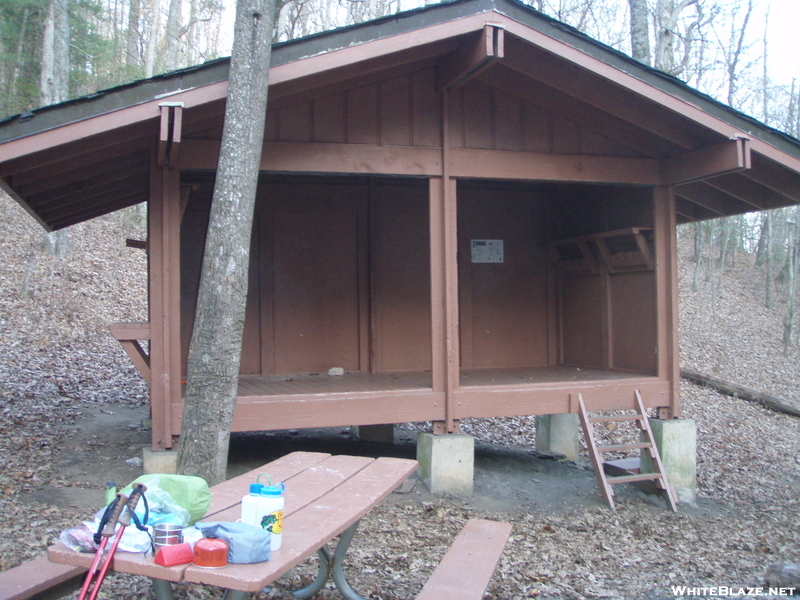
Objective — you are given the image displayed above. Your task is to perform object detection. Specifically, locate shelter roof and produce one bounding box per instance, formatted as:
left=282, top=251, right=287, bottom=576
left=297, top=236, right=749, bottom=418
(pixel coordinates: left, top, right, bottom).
left=1, top=0, right=799, bottom=230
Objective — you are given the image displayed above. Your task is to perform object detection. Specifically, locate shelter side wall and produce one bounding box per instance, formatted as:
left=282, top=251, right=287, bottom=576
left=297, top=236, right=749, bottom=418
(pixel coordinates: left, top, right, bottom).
left=180, top=176, right=432, bottom=378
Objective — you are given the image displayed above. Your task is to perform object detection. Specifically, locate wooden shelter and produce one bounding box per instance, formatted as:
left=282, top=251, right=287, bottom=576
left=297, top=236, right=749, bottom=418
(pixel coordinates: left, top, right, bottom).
left=2, top=0, right=799, bottom=452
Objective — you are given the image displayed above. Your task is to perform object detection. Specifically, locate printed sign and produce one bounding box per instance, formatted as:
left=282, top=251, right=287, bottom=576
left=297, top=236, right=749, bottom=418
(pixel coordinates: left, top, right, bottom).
left=471, top=239, right=504, bottom=263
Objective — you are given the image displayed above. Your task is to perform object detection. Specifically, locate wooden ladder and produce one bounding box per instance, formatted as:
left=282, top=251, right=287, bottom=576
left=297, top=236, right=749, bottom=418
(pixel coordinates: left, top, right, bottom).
left=578, top=390, right=678, bottom=511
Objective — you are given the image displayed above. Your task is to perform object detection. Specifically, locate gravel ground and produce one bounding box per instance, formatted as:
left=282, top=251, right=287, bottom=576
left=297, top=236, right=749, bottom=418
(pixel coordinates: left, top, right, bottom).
left=1, top=193, right=798, bottom=599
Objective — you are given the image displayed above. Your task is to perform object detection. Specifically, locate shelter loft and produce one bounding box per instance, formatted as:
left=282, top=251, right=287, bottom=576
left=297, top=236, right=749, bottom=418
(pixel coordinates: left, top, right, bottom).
left=2, top=0, right=799, bottom=499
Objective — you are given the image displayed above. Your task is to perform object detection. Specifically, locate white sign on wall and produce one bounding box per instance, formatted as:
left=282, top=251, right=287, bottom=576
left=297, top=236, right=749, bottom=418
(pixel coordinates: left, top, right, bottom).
left=471, top=239, right=504, bottom=263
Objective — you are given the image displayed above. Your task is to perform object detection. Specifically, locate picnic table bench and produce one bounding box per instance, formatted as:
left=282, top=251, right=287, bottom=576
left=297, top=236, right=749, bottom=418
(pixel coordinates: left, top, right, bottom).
left=45, top=451, right=511, bottom=599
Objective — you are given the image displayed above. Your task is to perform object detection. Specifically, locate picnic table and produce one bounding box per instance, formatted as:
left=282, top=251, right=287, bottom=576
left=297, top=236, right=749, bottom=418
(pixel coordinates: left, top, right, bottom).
left=48, top=451, right=418, bottom=600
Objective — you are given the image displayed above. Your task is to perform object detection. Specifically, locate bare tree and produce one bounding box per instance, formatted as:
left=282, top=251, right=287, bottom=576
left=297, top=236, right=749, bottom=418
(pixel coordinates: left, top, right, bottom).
left=177, top=0, right=278, bottom=485
left=126, top=0, right=142, bottom=67
left=144, top=0, right=160, bottom=77
left=783, top=211, right=799, bottom=355
left=628, top=0, right=650, bottom=64
left=654, top=0, right=709, bottom=76
left=40, top=0, right=70, bottom=106
left=164, top=0, right=182, bottom=71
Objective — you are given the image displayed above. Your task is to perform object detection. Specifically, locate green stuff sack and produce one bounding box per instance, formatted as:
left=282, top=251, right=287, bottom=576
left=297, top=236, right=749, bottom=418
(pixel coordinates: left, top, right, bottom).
left=122, top=474, right=211, bottom=526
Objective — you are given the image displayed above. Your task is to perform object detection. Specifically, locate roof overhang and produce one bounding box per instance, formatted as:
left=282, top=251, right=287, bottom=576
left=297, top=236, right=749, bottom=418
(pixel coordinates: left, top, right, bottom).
left=1, top=0, right=798, bottom=230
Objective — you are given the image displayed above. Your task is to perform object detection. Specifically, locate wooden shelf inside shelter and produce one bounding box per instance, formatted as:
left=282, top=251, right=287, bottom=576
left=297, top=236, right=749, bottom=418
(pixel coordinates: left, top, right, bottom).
left=550, top=227, right=654, bottom=274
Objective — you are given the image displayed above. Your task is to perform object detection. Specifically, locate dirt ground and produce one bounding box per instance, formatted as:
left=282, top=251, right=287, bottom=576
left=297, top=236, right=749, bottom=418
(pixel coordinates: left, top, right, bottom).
left=15, top=402, right=676, bottom=516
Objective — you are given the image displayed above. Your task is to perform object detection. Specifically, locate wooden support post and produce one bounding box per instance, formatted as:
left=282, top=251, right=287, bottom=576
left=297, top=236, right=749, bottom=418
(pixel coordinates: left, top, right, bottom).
left=429, top=90, right=460, bottom=434
left=653, top=186, right=680, bottom=418
left=148, top=154, right=182, bottom=449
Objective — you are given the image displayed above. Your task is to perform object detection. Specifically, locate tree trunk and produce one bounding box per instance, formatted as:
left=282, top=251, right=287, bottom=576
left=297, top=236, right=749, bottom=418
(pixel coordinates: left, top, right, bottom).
left=164, top=0, right=182, bottom=71
left=783, top=219, right=799, bottom=355
left=176, top=0, right=277, bottom=485
left=144, top=0, right=160, bottom=78
left=628, top=0, right=650, bottom=65
left=126, top=0, right=142, bottom=67
left=654, top=0, right=677, bottom=72
left=681, top=369, right=800, bottom=418
left=766, top=211, right=774, bottom=309
left=40, top=0, right=70, bottom=106
left=725, top=0, right=753, bottom=108
left=692, top=221, right=703, bottom=292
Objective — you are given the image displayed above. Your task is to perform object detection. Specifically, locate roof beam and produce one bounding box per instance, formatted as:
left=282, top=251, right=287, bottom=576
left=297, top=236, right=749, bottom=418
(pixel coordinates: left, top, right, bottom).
left=448, top=148, right=660, bottom=184
left=179, top=139, right=659, bottom=184
left=179, top=139, right=442, bottom=175
left=661, top=138, right=750, bottom=184
left=436, top=24, right=503, bottom=92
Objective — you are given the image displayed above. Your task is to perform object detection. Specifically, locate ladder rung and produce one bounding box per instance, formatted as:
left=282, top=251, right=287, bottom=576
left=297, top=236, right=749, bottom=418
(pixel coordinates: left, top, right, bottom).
left=596, top=442, right=651, bottom=453
left=589, top=415, right=643, bottom=423
left=606, top=472, right=663, bottom=484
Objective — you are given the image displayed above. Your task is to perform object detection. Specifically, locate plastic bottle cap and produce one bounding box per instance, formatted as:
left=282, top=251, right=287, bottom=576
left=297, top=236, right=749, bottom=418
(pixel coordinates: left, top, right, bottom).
left=261, top=483, right=285, bottom=497
left=249, top=483, right=264, bottom=495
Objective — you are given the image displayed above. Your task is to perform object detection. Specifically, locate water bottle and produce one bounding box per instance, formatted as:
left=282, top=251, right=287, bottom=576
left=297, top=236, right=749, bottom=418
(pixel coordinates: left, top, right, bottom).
left=241, top=474, right=285, bottom=551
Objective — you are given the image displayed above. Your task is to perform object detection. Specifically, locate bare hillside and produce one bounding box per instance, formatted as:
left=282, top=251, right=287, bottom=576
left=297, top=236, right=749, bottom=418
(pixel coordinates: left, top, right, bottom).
left=677, top=226, right=800, bottom=402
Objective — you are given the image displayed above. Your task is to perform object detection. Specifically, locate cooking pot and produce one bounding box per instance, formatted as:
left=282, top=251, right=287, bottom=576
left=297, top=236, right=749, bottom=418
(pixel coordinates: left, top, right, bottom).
left=192, top=537, right=229, bottom=568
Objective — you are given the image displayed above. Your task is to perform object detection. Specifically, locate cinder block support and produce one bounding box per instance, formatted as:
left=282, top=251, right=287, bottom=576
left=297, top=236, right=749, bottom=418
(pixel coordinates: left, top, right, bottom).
left=641, top=418, right=697, bottom=505
left=417, top=433, right=474, bottom=497
left=535, top=413, right=580, bottom=461
left=143, top=448, right=178, bottom=474
left=350, top=424, right=394, bottom=444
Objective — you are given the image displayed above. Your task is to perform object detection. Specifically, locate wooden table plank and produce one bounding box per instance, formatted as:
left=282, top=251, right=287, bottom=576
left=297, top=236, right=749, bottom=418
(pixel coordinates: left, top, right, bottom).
left=204, top=451, right=330, bottom=518
left=196, top=455, right=375, bottom=524
left=184, top=457, right=417, bottom=592
left=281, top=454, right=374, bottom=515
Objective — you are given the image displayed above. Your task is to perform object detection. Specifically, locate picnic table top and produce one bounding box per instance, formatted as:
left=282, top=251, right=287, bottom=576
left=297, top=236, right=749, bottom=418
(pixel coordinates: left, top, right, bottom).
left=48, top=451, right=418, bottom=593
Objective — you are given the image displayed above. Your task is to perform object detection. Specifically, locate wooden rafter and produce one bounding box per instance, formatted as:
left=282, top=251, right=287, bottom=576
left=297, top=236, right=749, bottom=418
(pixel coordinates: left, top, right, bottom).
left=674, top=181, right=735, bottom=216
left=746, top=154, right=800, bottom=203
left=22, top=155, right=149, bottom=201
left=49, top=191, right=146, bottom=230
left=704, top=172, right=788, bottom=211
left=15, top=151, right=149, bottom=197
left=32, top=173, right=147, bottom=214
left=674, top=196, right=720, bottom=222
left=2, top=123, right=154, bottom=182
left=435, top=23, right=504, bottom=91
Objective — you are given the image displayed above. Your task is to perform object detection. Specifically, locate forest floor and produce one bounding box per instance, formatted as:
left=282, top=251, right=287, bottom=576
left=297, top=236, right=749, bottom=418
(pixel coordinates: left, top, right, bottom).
left=0, top=191, right=799, bottom=599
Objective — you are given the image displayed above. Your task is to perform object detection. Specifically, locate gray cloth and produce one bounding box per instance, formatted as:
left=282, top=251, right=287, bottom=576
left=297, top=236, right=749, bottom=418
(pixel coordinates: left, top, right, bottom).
left=195, top=521, right=271, bottom=564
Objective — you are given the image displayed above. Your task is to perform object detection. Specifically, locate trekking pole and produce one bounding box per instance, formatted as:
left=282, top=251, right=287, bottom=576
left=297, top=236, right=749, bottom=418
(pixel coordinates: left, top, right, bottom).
left=87, top=484, right=147, bottom=600
left=77, top=493, right=128, bottom=600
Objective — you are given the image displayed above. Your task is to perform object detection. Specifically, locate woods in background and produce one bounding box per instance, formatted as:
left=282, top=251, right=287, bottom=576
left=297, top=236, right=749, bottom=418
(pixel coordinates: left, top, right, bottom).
left=2, top=0, right=799, bottom=351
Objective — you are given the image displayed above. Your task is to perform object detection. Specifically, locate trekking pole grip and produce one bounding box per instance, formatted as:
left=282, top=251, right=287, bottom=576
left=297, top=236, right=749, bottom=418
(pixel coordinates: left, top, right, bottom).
left=119, top=484, right=147, bottom=527
left=100, top=494, right=129, bottom=537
